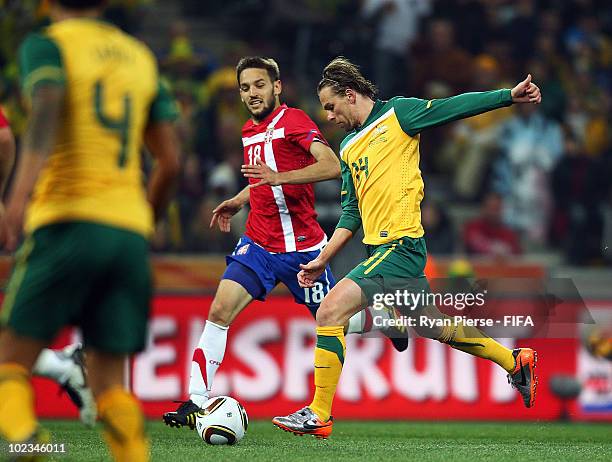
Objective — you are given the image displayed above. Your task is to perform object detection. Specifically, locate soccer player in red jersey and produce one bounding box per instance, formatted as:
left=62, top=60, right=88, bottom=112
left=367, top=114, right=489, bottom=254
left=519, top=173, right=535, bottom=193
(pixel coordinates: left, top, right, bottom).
left=163, top=57, right=408, bottom=429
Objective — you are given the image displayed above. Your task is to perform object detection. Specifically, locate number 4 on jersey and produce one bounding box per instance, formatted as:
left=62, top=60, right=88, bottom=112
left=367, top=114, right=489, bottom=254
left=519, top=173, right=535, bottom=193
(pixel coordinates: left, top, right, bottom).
left=94, top=80, right=132, bottom=168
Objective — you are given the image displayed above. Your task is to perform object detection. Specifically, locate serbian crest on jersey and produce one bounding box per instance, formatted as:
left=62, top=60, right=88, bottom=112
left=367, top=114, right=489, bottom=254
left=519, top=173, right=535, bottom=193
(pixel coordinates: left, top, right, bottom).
left=264, top=127, right=275, bottom=144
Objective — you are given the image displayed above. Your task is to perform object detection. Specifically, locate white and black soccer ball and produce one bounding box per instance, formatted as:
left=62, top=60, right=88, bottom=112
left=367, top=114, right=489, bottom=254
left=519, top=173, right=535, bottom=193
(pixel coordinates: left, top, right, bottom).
left=195, top=396, right=248, bottom=445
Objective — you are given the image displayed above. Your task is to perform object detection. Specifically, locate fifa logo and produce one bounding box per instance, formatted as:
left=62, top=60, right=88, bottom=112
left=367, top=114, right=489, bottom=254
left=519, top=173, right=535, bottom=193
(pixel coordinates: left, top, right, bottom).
left=352, top=156, right=369, bottom=182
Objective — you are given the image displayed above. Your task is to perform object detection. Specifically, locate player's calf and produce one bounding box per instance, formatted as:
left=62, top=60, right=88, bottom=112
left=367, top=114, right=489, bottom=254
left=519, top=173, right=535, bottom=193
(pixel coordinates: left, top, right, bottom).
left=97, top=387, right=149, bottom=462
left=0, top=363, right=38, bottom=444
left=164, top=318, right=231, bottom=430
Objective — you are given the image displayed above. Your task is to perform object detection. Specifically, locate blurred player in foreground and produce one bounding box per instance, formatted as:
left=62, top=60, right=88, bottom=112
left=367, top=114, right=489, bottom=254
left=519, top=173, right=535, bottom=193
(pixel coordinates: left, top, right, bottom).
left=0, top=107, right=96, bottom=428
left=163, top=56, right=408, bottom=430
left=0, top=0, right=180, bottom=460
left=273, top=57, right=542, bottom=438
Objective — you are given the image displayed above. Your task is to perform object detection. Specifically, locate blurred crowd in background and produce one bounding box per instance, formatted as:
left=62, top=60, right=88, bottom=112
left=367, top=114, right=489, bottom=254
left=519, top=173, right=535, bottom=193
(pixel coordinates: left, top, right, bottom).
left=0, top=0, right=611, bottom=266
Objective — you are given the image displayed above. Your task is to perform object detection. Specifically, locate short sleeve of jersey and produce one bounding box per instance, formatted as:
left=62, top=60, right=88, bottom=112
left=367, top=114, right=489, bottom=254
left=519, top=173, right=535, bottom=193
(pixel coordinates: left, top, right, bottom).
left=284, top=109, right=329, bottom=153
left=0, top=107, right=8, bottom=128
left=19, top=32, right=65, bottom=101
left=148, top=78, right=180, bottom=124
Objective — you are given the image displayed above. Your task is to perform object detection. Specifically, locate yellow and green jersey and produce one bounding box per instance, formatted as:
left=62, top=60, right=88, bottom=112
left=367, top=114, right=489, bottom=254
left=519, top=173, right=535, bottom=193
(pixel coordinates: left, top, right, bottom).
left=337, top=91, right=513, bottom=245
left=19, top=18, right=178, bottom=237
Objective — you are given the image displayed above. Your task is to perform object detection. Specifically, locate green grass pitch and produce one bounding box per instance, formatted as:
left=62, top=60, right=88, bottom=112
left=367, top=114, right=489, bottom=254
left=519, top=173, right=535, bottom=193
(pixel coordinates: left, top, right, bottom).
left=19, top=420, right=612, bottom=461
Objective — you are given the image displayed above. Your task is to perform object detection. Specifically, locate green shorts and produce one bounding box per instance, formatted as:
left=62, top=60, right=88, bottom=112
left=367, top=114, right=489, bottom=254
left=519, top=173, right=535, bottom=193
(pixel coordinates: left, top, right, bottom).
left=346, top=236, right=430, bottom=307
left=0, top=221, right=152, bottom=353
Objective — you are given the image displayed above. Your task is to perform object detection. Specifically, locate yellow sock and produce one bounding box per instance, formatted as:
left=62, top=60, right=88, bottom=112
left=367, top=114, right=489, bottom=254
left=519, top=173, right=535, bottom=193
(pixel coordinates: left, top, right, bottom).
left=309, top=326, right=345, bottom=422
left=438, top=319, right=515, bottom=372
left=97, top=386, right=149, bottom=462
left=0, top=363, right=37, bottom=441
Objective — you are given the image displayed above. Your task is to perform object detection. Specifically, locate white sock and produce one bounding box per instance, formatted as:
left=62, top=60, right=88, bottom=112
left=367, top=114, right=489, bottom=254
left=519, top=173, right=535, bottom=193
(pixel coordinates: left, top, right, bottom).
left=347, top=311, right=366, bottom=334
left=189, top=320, right=228, bottom=407
left=346, top=307, right=392, bottom=334
left=32, top=348, right=73, bottom=384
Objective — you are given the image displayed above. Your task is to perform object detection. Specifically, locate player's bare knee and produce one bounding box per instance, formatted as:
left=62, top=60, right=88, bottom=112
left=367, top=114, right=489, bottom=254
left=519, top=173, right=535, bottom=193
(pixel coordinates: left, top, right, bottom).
left=315, top=300, right=343, bottom=326
left=207, top=299, right=234, bottom=326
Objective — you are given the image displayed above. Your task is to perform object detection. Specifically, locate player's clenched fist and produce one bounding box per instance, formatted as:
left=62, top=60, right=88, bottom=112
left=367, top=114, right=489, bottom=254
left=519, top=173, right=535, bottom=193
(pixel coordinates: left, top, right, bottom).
left=297, top=258, right=327, bottom=288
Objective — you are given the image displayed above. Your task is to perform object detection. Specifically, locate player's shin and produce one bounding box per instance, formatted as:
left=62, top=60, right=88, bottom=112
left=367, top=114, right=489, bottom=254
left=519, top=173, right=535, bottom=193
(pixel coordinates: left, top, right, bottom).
left=97, top=386, right=149, bottom=462
left=0, top=363, right=37, bottom=442
left=309, top=326, right=345, bottom=421
left=437, top=316, right=514, bottom=372
left=188, top=320, right=228, bottom=407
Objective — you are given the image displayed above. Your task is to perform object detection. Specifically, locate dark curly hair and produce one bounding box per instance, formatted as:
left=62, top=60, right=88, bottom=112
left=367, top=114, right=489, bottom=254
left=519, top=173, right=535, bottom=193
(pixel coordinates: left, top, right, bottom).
left=236, top=56, right=280, bottom=84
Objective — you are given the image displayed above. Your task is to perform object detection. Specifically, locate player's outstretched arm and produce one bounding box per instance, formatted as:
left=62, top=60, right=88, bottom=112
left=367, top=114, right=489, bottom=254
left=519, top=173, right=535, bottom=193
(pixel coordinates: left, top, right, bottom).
left=210, top=185, right=251, bottom=232
left=241, top=141, right=340, bottom=187
left=395, top=74, right=542, bottom=137
left=145, top=122, right=181, bottom=223
left=1, top=84, right=64, bottom=250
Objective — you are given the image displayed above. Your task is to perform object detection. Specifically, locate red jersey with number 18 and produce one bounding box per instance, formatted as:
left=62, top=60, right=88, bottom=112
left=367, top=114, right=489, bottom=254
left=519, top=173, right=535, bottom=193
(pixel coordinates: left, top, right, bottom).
left=241, top=104, right=329, bottom=253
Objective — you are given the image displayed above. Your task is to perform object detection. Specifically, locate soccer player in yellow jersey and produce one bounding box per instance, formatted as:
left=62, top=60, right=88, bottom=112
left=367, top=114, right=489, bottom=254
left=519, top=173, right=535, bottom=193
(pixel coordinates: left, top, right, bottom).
left=1, top=108, right=97, bottom=429
left=0, top=1, right=180, bottom=460
left=273, top=57, right=542, bottom=438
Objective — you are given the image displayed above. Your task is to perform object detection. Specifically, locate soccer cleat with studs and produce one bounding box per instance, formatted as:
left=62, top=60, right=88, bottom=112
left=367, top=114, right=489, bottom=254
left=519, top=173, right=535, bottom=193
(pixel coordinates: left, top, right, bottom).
left=507, top=348, right=538, bottom=408
left=272, top=407, right=333, bottom=439
left=162, top=400, right=201, bottom=429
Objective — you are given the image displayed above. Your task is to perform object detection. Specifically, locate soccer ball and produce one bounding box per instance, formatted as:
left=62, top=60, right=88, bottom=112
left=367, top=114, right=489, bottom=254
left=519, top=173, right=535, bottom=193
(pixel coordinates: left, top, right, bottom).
left=195, top=396, right=248, bottom=445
